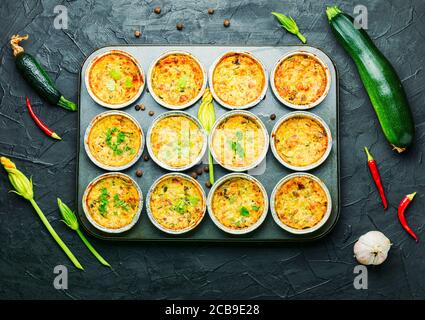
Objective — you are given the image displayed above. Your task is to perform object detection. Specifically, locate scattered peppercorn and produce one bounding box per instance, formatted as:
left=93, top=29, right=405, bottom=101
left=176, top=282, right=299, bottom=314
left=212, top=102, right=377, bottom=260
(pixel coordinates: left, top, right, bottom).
left=196, top=167, right=203, bottom=175
left=270, top=113, right=276, bottom=120
left=203, top=166, right=209, bottom=173
left=149, top=111, right=155, bottom=116
left=154, top=6, right=161, bottom=14
left=176, top=22, right=184, bottom=31
left=223, top=19, right=231, bottom=27
left=143, top=154, right=149, bottom=161
left=190, top=172, right=198, bottom=179
left=208, top=8, right=215, bottom=14
left=140, top=104, right=145, bottom=111
left=205, top=181, right=212, bottom=188
left=136, top=169, right=143, bottom=177
left=134, top=30, right=141, bottom=38
left=135, top=104, right=141, bottom=111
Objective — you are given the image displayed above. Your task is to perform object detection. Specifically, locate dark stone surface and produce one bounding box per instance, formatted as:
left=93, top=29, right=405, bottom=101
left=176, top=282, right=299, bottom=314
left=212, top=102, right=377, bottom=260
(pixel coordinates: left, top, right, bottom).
left=0, top=0, right=424, bottom=299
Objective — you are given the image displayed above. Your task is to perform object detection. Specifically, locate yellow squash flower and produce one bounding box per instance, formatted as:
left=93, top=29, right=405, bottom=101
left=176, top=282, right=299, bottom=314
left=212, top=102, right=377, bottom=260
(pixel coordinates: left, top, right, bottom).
left=1, top=156, right=83, bottom=270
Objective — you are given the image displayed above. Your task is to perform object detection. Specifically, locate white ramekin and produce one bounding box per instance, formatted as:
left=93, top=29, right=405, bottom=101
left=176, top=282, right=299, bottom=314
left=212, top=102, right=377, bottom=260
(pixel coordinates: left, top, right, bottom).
left=208, top=51, right=268, bottom=110
left=270, top=111, right=332, bottom=171
left=84, top=110, right=144, bottom=171
left=209, top=110, right=269, bottom=172
left=85, top=49, right=145, bottom=109
left=82, top=172, right=143, bottom=234
left=270, top=50, right=331, bottom=110
left=207, top=173, right=269, bottom=235
left=270, top=172, right=332, bottom=235
left=147, top=50, right=207, bottom=110
left=146, top=111, right=207, bottom=171
left=146, top=173, right=207, bottom=235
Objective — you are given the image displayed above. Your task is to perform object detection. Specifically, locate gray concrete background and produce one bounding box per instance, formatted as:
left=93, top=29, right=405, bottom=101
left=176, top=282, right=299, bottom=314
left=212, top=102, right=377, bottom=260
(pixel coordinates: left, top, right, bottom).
left=0, top=0, right=424, bottom=299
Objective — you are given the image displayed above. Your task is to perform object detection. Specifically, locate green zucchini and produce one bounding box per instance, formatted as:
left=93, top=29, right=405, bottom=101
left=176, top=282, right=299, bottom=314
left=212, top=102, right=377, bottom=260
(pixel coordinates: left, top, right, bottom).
left=326, top=6, right=414, bottom=152
left=10, top=35, right=77, bottom=111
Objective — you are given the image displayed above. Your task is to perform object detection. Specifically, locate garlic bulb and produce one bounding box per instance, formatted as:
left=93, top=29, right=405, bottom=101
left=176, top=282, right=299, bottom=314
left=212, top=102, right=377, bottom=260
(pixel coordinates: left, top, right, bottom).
left=354, top=231, right=391, bottom=265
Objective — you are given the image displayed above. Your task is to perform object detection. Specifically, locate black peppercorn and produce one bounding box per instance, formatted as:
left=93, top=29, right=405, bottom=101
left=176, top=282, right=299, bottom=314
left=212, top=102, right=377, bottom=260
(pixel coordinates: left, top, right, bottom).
left=149, top=111, right=155, bottom=116
left=208, top=8, right=215, bottom=15
left=154, top=6, right=161, bottom=14
left=270, top=113, right=276, bottom=120
left=176, top=22, right=184, bottom=31
left=196, top=167, right=203, bottom=175
left=205, top=181, right=212, bottom=188
left=203, top=166, right=209, bottom=173
left=190, top=172, right=198, bottom=179
left=136, top=169, right=143, bottom=177
left=223, top=19, right=231, bottom=27
left=143, top=154, right=149, bottom=161
left=135, top=104, right=141, bottom=111
left=134, top=30, right=141, bottom=38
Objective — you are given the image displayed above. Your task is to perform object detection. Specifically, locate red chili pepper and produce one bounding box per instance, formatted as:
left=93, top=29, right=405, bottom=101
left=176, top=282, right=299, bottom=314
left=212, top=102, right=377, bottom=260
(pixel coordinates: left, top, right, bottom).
left=398, top=192, right=418, bottom=242
left=364, top=147, right=388, bottom=210
left=26, top=96, right=61, bottom=140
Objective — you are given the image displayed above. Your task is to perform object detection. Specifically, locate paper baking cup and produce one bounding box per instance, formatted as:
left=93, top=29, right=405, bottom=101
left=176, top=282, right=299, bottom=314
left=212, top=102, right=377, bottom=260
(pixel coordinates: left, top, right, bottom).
left=84, top=110, right=144, bottom=171
left=208, top=51, right=268, bottom=110
left=146, top=173, right=207, bottom=235
left=147, top=50, right=207, bottom=110
left=82, top=172, right=143, bottom=234
left=207, top=173, right=268, bottom=235
left=270, top=50, right=331, bottom=110
left=146, top=111, right=207, bottom=171
left=270, top=172, right=332, bottom=235
left=270, top=111, right=332, bottom=171
left=85, top=49, right=145, bottom=109
left=209, top=110, right=269, bottom=172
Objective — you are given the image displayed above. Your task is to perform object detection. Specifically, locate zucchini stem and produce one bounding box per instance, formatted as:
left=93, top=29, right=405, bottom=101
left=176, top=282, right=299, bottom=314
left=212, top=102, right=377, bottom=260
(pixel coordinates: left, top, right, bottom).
left=208, top=151, right=214, bottom=184
left=391, top=144, right=406, bottom=153
left=10, top=34, right=29, bottom=57
left=58, top=96, right=77, bottom=111
left=76, top=229, right=111, bottom=268
left=326, top=6, right=342, bottom=21
left=296, top=32, right=307, bottom=44
left=29, top=199, right=84, bottom=270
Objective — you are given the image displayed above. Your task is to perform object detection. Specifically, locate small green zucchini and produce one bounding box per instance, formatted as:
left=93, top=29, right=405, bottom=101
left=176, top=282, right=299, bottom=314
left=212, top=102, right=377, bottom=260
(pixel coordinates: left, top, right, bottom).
left=326, top=6, right=414, bottom=152
left=10, top=34, right=77, bottom=111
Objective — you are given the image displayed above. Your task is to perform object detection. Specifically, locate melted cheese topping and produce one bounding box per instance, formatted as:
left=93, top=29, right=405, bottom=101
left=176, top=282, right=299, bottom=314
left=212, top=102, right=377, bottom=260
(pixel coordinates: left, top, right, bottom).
left=86, top=175, right=139, bottom=229
left=212, top=115, right=265, bottom=168
left=274, top=176, right=328, bottom=229
left=274, top=116, right=328, bottom=167
left=150, top=176, right=205, bottom=231
left=212, top=177, right=265, bottom=230
left=274, top=54, right=327, bottom=105
left=212, top=53, right=265, bottom=107
left=151, top=53, right=204, bottom=106
left=88, top=52, right=143, bottom=105
left=87, top=114, right=141, bottom=167
left=150, top=115, right=204, bottom=168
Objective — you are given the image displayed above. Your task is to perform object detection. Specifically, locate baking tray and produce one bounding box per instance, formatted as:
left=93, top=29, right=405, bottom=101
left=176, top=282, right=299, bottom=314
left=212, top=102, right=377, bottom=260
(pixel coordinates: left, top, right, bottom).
left=77, top=45, right=340, bottom=242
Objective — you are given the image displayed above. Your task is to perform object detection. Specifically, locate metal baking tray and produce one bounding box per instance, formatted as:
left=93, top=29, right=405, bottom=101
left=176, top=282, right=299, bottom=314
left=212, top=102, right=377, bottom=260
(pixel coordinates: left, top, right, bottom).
left=77, top=45, right=340, bottom=242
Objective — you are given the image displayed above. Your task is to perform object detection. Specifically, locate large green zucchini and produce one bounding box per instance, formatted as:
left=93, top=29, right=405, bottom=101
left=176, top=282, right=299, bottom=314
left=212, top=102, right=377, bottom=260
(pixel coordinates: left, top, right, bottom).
left=326, top=6, right=414, bottom=152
